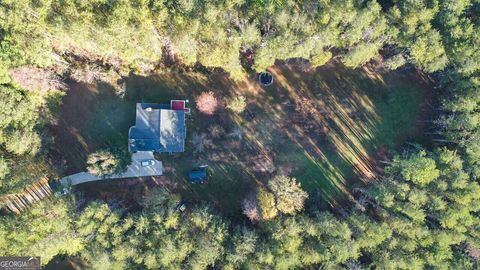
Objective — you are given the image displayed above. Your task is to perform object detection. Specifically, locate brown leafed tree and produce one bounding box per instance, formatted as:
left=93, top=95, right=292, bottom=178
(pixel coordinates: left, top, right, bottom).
left=196, top=91, right=218, bottom=115
left=241, top=193, right=261, bottom=223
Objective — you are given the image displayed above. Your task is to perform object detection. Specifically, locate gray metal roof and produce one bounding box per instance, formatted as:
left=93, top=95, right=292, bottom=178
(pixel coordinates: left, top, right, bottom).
left=129, top=103, right=186, bottom=153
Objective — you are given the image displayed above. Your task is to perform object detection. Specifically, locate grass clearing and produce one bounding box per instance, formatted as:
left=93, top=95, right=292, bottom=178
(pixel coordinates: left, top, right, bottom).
left=50, top=59, right=434, bottom=217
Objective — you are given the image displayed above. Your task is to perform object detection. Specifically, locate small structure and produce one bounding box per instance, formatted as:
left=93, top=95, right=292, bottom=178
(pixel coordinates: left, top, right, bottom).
left=189, top=165, right=209, bottom=184
left=259, top=72, right=274, bottom=86
left=170, top=100, right=191, bottom=113
left=128, top=101, right=188, bottom=153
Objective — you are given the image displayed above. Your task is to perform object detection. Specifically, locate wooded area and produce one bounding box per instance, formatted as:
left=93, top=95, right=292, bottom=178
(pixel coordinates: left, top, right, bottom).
left=0, top=0, right=479, bottom=269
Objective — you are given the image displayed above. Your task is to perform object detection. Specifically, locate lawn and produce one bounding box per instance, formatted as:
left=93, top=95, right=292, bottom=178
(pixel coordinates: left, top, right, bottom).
left=51, top=59, right=434, bottom=217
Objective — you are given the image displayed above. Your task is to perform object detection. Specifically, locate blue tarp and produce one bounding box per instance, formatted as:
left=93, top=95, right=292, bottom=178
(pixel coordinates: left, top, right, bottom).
left=189, top=169, right=207, bottom=183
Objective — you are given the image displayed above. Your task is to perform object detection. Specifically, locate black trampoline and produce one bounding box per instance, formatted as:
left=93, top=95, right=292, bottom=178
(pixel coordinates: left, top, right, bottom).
left=259, top=72, right=273, bottom=86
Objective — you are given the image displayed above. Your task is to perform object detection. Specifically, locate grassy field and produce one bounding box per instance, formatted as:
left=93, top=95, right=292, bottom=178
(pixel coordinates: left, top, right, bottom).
left=51, top=59, right=433, bottom=217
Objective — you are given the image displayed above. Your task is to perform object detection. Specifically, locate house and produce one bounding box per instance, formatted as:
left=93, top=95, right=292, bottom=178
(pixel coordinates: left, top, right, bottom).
left=128, top=100, right=189, bottom=153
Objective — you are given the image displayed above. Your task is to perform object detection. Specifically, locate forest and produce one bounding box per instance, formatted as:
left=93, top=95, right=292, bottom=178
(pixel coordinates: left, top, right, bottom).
left=0, top=0, right=479, bottom=269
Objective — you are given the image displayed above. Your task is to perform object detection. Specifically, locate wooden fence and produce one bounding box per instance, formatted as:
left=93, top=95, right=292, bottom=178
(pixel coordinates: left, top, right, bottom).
left=1, top=177, right=53, bottom=214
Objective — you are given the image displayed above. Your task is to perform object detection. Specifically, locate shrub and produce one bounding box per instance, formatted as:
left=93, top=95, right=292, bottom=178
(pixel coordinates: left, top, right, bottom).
left=87, top=149, right=129, bottom=177
left=310, top=50, right=332, bottom=67
left=226, top=96, right=247, bottom=113
left=267, top=175, right=308, bottom=215
left=385, top=54, right=407, bottom=70
left=342, top=43, right=381, bottom=68
left=196, top=91, right=218, bottom=115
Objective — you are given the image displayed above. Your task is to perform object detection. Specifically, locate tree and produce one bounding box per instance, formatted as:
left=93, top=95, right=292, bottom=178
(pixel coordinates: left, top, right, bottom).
left=267, top=175, right=308, bottom=215
left=363, top=148, right=480, bottom=268
left=0, top=85, right=44, bottom=156
left=387, top=150, right=440, bottom=185
left=0, top=157, right=10, bottom=179
left=86, top=150, right=128, bottom=177
left=0, top=84, right=56, bottom=194
left=196, top=91, right=218, bottom=115
left=241, top=193, right=261, bottom=222
left=387, top=0, right=450, bottom=72
left=223, top=227, right=257, bottom=270
left=409, top=30, right=449, bottom=72
left=310, top=50, right=332, bottom=68
left=342, top=42, right=382, bottom=68
left=257, top=187, right=278, bottom=221
left=0, top=198, right=83, bottom=266
left=384, top=54, right=407, bottom=70
left=2, top=129, right=41, bottom=156
left=226, top=95, right=247, bottom=114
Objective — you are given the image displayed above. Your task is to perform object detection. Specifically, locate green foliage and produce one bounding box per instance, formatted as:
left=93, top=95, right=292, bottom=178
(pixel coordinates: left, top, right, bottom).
left=388, top=0, right=450, bottom=72
left=342, top=42, right=383, bottom=68
left=86, top=149, right=129, bottom=177
left=0, top=1, right=479, bottom=269
left=223, top=227, right=257, bottom=270
left=0, top=157, right=10, bottom=179
left=0, top=85, right=44, bottom=154
left=384, top=54, right=407, bottom=70
left=436, top=0, right=480, bottom=75
left=257, top=187, right=278, bottom=220
left=409, top=30, right=448, bottom=72
left=3, top=130, right=42, bottom=156
left=0, top=84, right=56, bottom=194
left=388, top=150, right=440, bottom=185
left=0, top=0, right=465, bottom=79
left=441, top=75, right=480, bottom=178
left=310, top=49, right=332, bottom=67
left=267, top=175, right=308, bottom=215
left=0, top=198, right=83, bottom=265
left=365, top=148, right=480, bottom=268
left=226, top=95, right=247, bottom=114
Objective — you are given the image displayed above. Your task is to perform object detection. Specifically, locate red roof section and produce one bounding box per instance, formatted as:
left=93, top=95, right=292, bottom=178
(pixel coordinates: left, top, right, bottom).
left=171, top=100, right=186, bottom=111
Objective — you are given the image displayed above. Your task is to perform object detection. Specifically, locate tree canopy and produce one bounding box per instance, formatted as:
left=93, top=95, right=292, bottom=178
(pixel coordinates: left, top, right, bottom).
left=0, top=0, right=479, bottom=268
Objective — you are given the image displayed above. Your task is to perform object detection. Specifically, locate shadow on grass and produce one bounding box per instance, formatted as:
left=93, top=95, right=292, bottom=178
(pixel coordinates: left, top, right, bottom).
left=52, top=59, right=433, bottom=217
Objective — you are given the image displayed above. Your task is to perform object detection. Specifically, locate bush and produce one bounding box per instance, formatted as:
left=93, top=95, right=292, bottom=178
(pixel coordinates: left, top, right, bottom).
left=310, top=50, right=332, bottom=67
left=196, top=91, right=218, bottom=115
left=384, top=54, right=407, bottom=70
left=226, top=96, right=247, bottom=114
left=87, top=149, right=130, bottom=177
